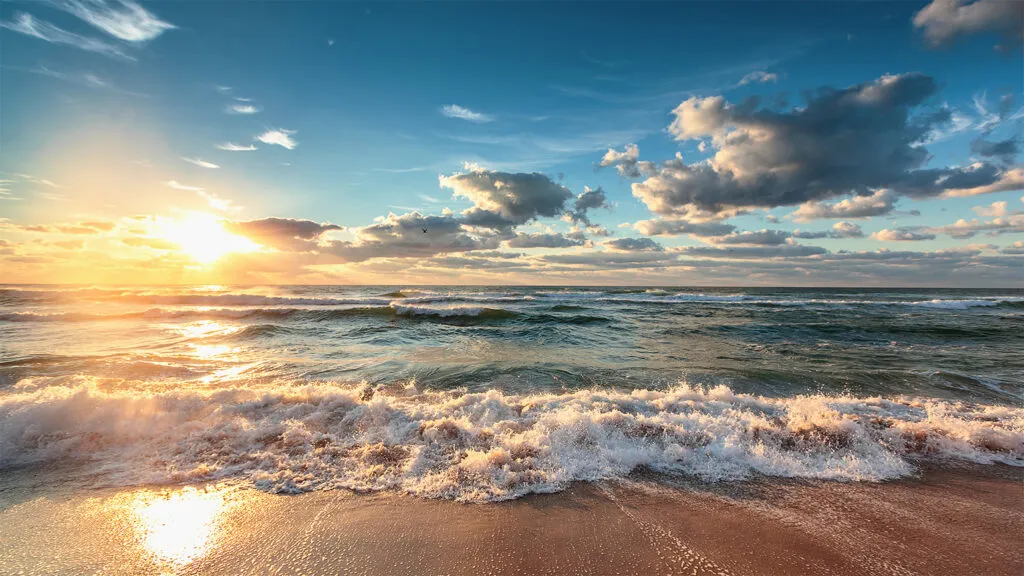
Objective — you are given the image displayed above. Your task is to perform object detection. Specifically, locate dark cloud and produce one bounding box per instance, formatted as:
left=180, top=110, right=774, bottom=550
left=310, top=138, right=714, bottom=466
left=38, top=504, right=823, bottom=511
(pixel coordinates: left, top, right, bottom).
left=440, top=167, right=573, bottom=229
left=792, top=221, right=865, bottom=239
left=224, top=217, right=342, bottom=251
left=506, top=232, right=585, bottom=249
left=971, top=137, right=1018, bottom=164
left=632, top=74, right=1014, bottom=218
left=325, top=212, right=499, bottom=263
left=604, top=237, right=664, bottom=251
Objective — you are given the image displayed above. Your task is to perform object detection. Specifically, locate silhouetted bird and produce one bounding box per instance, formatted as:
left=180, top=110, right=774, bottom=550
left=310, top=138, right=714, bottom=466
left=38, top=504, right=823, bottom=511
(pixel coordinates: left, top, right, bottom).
left=422, top=228, right=428, bottom=233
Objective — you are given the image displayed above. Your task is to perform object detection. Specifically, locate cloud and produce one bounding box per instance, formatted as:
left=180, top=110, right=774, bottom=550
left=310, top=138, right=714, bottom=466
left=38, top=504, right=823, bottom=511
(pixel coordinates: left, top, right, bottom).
left=1, top=13, right=132, bottom=60
left=51, top=0, right=175, bottom=42
left=737, top=71, right=778, bottom=85
left=505, top=232, right=585, bottom=249
left=217, top=143, right=258, bottom=152
left=569, top=186, right=612, bottom=225
left=256, top=129, right=298, bottom=150
left=3, top=221, right=114, bottom=234
left=872, top=229, right=937, bottom=241
left=598, top=144, right=651, bottom=178
left=224, top=218, right=342, bottom=251
left=604, top=237, right=664, bottom=252
left=791, top=189, right=898, bottom=222
left=792, top=221, right=865, bottom=239
left=632, top=218, right=736, bottom=237
left=165, top=180, right=203, bottom=191
left=326, top=212, right=499, bottom=262
left=227, top=104, right=261, bottom=115
left=678, top=244, right=828, bottom=259
left=705, top=229, right=792, bottom=246
left=181, top=157, right=220, bottom=169
left=1002, top=241, right=1024, bottom=255
left=973, top=201, right=1007, bottom=218
left=923, top=213, right=1024, bottom=238
left=440, top=166, right=574, bottom=229
left=913, top=0, right=1024, bottom=47
left=971, top=137, right=1018, bottom=164
left=440, top=104, right=493, bottom=123
left=633, top=73, right=1014, bottom=219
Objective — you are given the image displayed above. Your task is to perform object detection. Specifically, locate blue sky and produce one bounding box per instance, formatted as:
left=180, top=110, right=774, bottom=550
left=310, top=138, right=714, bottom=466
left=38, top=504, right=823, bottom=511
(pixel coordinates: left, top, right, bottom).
left=0, top=1, right=1022, bottom=285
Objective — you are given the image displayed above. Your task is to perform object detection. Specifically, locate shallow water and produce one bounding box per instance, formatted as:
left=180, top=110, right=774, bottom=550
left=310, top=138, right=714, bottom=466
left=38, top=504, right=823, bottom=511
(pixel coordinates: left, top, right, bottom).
left=1, top=285, right=1022, bottom=501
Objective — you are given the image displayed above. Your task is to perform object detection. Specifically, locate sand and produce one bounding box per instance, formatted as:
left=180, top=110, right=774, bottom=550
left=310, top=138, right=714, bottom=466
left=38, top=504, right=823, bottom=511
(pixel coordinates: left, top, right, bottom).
left=1, top=463, right=1021, bottom=576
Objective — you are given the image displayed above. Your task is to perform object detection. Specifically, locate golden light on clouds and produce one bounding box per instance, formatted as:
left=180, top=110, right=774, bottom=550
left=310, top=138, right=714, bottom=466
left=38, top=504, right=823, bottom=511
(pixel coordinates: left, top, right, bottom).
left=156, top=212, right=261, bottom=264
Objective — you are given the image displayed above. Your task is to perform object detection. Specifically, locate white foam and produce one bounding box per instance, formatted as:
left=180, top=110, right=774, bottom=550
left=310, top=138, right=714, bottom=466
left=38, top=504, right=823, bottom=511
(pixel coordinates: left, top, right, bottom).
left=1, top=380, right=1020, bottom=502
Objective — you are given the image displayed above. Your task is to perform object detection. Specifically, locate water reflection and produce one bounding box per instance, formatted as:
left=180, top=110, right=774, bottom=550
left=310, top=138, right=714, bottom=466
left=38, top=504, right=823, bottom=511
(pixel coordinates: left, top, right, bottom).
left=130, top=486, right=230, bottom=565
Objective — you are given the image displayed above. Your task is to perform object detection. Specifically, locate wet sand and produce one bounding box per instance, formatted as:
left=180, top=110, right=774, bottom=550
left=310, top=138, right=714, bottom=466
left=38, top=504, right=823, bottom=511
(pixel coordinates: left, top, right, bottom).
left=1, top=464, right=1021, bottom=576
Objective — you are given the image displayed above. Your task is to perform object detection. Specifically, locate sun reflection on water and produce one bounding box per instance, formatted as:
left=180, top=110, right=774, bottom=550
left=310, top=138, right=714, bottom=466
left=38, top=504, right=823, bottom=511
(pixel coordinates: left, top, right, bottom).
left=130, top=487, right=230, bottom=566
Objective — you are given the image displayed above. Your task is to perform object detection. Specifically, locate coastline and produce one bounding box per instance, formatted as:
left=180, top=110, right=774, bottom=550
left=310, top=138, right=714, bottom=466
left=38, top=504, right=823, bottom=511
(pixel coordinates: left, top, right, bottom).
left=2, top=463, right=1020, bottom=575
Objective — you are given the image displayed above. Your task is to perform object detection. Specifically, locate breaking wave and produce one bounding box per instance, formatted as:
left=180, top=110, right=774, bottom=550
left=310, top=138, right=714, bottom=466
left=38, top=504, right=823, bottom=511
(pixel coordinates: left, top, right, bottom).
left=1, top=380, right=1020, bottom=502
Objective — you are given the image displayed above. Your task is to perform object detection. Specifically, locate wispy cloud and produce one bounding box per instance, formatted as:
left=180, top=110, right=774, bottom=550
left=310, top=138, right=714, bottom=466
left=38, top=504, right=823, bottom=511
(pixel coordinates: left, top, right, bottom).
left=50, top=0, right=175, bottom=42
left=441, top=104, right=493, bottom=123
left=419, top=194, right=441, bottom=203
left=372, top=166, right=432, bottom=173
left=216, top=143, right=258, bottom=152
left=181, top=157, right=220, bottom=169
left=18, top=64, right=148, bottom=96
left=227, top=103, right=260, bottom=115
left=165, top=180, right=203, bottom=191
left=738, top=70, right=778, bottom=85
left=0, top=13, right=132, bottom=60
left=256, top=129, right=298, bottom=150
left=165, top=181, right=239, bottom=212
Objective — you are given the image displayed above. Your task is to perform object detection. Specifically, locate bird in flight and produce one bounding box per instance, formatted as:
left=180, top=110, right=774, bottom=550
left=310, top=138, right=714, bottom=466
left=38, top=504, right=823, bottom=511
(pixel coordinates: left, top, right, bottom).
left=422, top=228, right=428, bottom=233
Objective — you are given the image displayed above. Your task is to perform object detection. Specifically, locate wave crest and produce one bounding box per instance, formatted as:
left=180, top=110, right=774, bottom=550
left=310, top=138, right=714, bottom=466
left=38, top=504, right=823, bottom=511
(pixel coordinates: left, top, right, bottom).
left=2, top=380, right=1020, bottom=501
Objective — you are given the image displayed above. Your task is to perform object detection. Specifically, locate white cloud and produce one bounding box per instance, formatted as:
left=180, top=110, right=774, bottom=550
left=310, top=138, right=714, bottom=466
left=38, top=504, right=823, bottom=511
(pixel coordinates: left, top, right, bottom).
left=973, top=201, right=1008, bottom=218
left=165, top=180, right=203, bottom=191
left=738, top=70, right=778, bottom=85
left=216, top=143, right=258, bottom=152
left=181, top=157, right=220, bottom=169
left=227, top=103, right=260, bottom=115
left=913, top=0, right=1024, bottom=46
left=51, top=0, right=175, bottom=42
left=256, top=129, right=298, bottom=150
left=0, top=13, right=131, bottom=60
left=441, top=104, right=493, bottom=123
left=872, top=229, right=937, bottom=242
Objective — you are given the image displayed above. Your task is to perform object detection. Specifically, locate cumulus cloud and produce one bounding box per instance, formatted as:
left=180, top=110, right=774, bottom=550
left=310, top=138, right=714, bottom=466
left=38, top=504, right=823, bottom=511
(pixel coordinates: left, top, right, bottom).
left=791, top=189, right=898, bottom=222
left=440, top=166, right=574, bottom=229
left=1002, top=240, right=1024, bottom=255
left=440, top=105, right=493, bottom=123
left=598, top=144, right=651, bottom=178
left=913, top=0, right=1024, bottom=47
left=181, top=157, right=219, bottom=169
left=224, top=218, right=342, bottom=251
left=568, top=186, right=612, bottom=225
left=792, top=221, right=865, bottom=239
left=705, top=229, right=792, bottom=246
left=872, top=229, right=937, bottom=241
left=633, top=73, right=1014, bottom=219
left=257, top=129, right=298, bottom=150
left=217, top=143, right=258, bottom=152
left=326, top=211, right=499, bottom=262
left=505, top=232, right=585, bottom=249
left=923, top=213, right=1024, bottom=238
left=738, top=71, right=778, bottom=85
left=604, top=237, right=664, bottom=252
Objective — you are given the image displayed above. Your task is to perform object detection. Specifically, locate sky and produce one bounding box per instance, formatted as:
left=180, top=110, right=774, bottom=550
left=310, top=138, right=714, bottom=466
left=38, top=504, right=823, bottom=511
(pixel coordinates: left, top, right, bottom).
left=0, top=0, right=1022, bottom=286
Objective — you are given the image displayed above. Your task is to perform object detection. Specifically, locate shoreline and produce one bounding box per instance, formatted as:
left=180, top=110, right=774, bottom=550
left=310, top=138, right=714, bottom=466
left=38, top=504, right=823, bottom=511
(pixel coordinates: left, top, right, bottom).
left=1, top=463, right=1021, bottom=575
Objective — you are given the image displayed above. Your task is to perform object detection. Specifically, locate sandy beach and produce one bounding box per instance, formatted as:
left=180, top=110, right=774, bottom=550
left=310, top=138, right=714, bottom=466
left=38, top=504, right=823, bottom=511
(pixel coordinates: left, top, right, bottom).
left=1, top=463, right=1020, bottom=576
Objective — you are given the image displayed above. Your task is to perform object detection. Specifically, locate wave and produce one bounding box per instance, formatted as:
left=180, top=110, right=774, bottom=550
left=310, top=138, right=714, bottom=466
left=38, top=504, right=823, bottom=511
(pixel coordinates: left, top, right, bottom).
left=1, top=380, right=1020, bottom=502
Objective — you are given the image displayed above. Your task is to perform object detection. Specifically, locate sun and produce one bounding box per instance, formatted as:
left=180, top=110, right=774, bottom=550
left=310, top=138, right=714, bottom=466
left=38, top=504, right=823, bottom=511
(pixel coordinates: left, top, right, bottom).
left=158, top=212, right=260, bottom=263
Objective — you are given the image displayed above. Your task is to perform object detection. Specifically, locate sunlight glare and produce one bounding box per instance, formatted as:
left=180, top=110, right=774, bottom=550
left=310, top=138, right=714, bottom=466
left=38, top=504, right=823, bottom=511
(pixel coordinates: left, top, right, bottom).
left=131, top=487, right=228, bottom=565
left=158, top=213, right=260, bottom=264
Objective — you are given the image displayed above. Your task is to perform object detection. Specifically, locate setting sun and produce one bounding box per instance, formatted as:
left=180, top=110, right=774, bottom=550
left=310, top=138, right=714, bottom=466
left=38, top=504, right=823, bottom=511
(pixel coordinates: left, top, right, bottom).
left=158, top=213, right=261, bottom=264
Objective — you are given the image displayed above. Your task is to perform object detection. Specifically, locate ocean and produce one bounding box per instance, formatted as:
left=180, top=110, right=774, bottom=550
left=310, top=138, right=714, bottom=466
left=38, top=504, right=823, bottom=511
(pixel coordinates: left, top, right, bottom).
left=1, top=285, right=1022, bottom=502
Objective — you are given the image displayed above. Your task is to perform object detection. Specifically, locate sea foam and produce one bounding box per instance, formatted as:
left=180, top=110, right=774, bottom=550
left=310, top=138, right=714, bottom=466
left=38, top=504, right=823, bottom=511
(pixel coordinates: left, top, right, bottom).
left=2, top=379, right=1020, bottom=502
